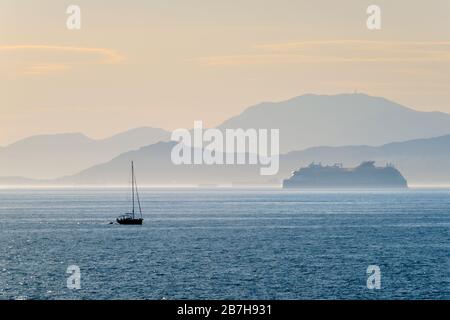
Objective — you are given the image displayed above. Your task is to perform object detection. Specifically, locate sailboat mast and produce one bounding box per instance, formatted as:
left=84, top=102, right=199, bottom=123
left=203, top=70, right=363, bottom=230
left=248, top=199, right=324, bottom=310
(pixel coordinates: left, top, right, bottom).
left=131, top=161, right=135, bottom=219
left=134, top=170, right=143, bottom=219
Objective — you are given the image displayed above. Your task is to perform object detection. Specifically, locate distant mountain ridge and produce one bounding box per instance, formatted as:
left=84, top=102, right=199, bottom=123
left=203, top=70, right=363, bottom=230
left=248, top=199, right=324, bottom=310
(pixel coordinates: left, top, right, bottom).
left=2, top=133, right=450, bottom=186
left=26, top=133, right=450, bottom=186
left=219, top=93, right=450, bottom=153
left=0, top=127, right=170, bottom=179
left=2, top=93, right=450, bottom=182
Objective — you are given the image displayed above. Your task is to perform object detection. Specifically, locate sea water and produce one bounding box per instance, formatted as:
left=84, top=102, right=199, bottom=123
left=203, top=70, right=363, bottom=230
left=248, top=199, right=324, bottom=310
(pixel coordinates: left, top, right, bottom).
left=0, top=188, right=448, bottom=300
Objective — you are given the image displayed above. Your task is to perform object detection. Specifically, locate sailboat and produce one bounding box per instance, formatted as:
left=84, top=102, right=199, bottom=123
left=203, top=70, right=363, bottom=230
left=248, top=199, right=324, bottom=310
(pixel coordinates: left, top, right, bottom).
left=116, top=161, right=144, bottom=225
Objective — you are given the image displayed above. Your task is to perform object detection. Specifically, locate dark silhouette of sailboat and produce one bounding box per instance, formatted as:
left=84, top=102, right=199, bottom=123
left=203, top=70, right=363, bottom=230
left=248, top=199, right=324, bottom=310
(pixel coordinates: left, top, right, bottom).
left=116, top=161, right=144, bottom=225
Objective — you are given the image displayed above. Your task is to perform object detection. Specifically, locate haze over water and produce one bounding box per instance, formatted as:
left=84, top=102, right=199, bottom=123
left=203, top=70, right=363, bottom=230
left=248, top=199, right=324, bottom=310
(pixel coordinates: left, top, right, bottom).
left=0, top=188, right=449, bottom=299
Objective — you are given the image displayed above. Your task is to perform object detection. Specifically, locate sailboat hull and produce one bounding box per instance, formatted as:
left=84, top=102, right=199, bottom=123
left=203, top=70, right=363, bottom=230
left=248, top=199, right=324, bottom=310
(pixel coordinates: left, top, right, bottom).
left=116, top=218, right=143, bottom=225
left=115, top=162, right=144, bottom=225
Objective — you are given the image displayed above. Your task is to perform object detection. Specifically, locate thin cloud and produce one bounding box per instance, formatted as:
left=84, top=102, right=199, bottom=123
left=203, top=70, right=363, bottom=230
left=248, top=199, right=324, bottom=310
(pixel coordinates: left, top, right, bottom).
left=0, top=45, right=124, bottom=75
left=196, top=40, right=450, bottom=66
left=254, top=40, right=450, bottom=51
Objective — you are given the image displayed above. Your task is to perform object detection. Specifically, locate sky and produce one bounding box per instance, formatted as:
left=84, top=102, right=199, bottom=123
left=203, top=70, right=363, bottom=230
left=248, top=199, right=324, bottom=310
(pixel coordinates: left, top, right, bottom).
left=1, top=0, right=450, bottom=145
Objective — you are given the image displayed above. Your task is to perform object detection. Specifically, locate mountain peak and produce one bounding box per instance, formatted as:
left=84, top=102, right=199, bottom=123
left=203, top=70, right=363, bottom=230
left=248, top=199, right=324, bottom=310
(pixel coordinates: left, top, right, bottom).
left=219, top=93, right=450, bottom=153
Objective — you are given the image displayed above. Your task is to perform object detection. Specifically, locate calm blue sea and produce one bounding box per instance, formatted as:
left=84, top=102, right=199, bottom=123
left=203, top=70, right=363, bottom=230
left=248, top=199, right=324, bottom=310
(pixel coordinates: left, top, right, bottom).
left=0, top=188, right=448, bottom=300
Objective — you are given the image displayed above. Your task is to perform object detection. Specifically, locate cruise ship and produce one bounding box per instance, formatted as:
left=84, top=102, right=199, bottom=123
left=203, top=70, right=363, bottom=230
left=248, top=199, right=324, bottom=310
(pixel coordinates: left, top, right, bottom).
left=283, top=161, right=408, bottom=189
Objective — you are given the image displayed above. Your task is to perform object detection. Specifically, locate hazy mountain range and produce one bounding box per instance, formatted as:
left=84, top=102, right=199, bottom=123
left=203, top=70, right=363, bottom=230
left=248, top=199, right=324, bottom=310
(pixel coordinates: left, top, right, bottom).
left=42, top=134, right=448, bottom=186
left=1, top=93, right=450, bottom=186
left=0, top=127, right=170, bottom=179
left=220, top=93, right=450, bottom=153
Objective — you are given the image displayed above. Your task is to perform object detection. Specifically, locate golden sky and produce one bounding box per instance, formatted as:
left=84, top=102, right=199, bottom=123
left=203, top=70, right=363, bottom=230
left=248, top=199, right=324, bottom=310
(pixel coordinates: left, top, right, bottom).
left=1, top=0, right=450, bottom=145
